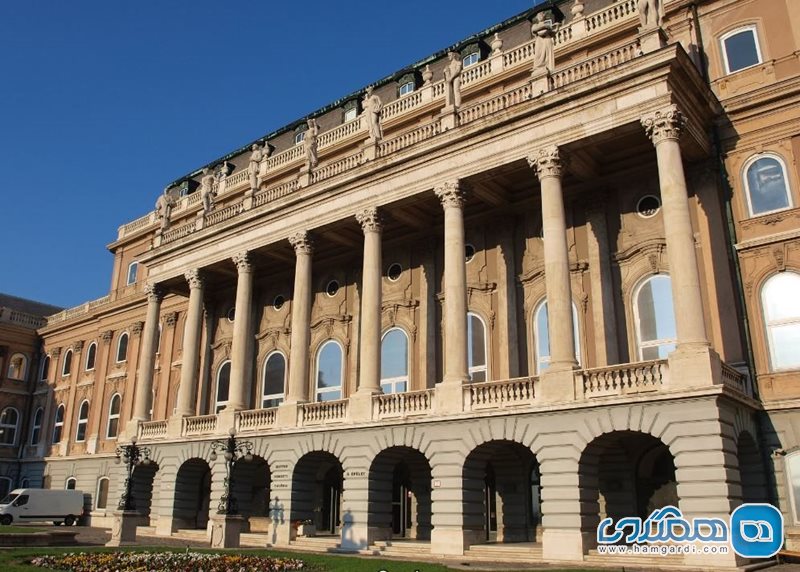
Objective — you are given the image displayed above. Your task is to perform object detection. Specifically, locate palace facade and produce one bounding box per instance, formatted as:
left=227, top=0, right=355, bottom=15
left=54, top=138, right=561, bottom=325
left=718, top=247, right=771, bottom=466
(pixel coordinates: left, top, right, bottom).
left=5, top=0, right=800, bottom=567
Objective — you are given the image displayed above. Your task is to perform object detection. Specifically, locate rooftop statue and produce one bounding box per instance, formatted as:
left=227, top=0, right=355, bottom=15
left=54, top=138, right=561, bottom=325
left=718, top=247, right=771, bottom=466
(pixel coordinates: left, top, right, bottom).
left=638, top=0, right=663, bottom=29
left=154, top=191, right=174, bottom=231
left=304, top=118, right=320, bottom=169
left=531, top=11, right=560, bottom=75
left=362, top=86, right=383, bottom=142
left=200, top=167, right=215, bottom=214
left=248, top=143, right=264, bottom=190
left=443, top=51, right=463, bottom=108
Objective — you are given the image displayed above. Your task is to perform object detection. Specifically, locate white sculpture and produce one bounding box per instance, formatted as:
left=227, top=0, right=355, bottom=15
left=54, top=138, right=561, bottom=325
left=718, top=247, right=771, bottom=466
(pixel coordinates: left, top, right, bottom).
left=304, top=118, right=319, bottom=169
left=199, top=167, right=215, bottom=214
left=443, top=51, right=463, bottom=108
left=248, top=143, right=263, bottom=189
left=154, top=191, right=174, bottom=231
left=531, top=11, right=560, bottom=75
left=638, top=0, right=663, bottom=28
left=362, top=86, right=383, bottom=142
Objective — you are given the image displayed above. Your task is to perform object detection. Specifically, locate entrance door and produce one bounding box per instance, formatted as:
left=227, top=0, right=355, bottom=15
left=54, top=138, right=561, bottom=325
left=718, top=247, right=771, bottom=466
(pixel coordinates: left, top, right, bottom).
left=321, top=467, right=341, bottom=534
left=485, top=463, right=498, bottom=541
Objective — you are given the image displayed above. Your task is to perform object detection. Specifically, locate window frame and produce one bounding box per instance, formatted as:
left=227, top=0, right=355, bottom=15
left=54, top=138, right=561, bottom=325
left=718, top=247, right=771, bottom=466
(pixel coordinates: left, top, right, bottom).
left=315, top=339, right=344, bottom=402
left=720, top=25, right=763, bottom=75
left=399, top=81, right=415, bottom=96
left=7, top=353, right=28, bottom=381
left=115, top=332, right=129, bottom=363
left=126, top=261, right=138, bottom=286
left=215, top=360, right=232, bottom=413
left=532, top=299, right=582, bottom=374
left=106, top=393, right=121, bottom=439
left=294, top=131, right=306, bottom=145
left=262, top=351, right=287, bottom=408
left=65, top=477, right=77, bottom=490
left=343, top=106, right=358, bottom=123
left=30, top=407, right=44, bottom=445
left=40, top=355, right=50, bottom=382
left=85, top=342, right=97, bottom=371
left=633, top=274, right=678, bottom=361
left=743, top=153, right=794, bottom=217
left=0, top=407, right=20, bottom=447
left=463, top=52, right=481, bottom=68
left=467, top=312, right=489, bottom=382
left=380, top=327, right=410, bottom=394
left=52, top=404, right=65, bottom=444
left=75, top=400, right=90, bottom=442
left=62, top=349, right=73, bottom=377
left=95, top=477, right=110, bottom=510
left=761, top=272, right=800, bottom=372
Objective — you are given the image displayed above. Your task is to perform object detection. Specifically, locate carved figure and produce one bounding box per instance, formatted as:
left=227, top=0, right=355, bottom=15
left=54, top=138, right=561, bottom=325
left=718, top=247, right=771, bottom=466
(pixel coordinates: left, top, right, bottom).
left=637, top=0, right=663, bottom=28
left=531, top=11, right=560, bottom=74
left=154, top=191, right=174, bottom=231
left=304, top=118, right=319, bottom=169
left=248, top=143, right=264, bottom=189
left=199, top=167, right=215, bottom=213
left=443, top=51, right=463, bottom=108
left=362, top=86, right=383, bottom=141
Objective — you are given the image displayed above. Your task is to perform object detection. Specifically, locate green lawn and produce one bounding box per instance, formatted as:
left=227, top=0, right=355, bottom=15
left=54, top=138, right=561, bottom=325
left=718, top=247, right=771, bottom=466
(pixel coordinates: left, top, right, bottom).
left=0, top=546, right=606, bottom=572
left=0, top=526, right=47, bottom=534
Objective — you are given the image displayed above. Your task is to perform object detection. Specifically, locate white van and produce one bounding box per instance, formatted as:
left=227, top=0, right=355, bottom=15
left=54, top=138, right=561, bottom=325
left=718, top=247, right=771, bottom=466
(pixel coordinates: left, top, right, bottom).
left=0, top=489, right=84, bottom=526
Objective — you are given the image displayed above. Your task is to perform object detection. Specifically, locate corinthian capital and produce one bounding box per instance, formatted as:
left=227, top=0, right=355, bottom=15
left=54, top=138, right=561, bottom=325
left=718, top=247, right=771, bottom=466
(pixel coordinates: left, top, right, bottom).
left=289, top=231, right=314, bottom=256
left=355, top=207, right=383, bottom=234
left=232, top=251, right=252, bottom=273
left=641, top=105, right=684, bottom=145
left=527, top=145, right=566, bottom=180
left=72, top=340, right=85, bottom=353
left=434, top=180, right=467, bottom=210
left=185, top=269, right=204, bottom=289
left=145, top=283, right=164, bottom=303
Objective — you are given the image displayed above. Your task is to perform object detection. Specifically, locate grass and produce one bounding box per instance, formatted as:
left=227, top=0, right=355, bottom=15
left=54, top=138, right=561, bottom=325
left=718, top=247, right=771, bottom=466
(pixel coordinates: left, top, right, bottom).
left=0, top=526, right=48, bottom=534
left=0, top=546, right=606, bottom=572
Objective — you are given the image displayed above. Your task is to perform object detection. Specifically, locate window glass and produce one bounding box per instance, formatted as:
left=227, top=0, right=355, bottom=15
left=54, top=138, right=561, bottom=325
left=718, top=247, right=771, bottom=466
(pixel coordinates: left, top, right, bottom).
left=399, top=81, right=415, bottom=96
left=107, top=394, right=121, bottom=438
left=463, top=52, right=480, bottom=67
left=344, top=107, right=357, bottom=122
left=62, top=350, right=73, bottom=376
left=31, top=407, right=43, bottom=445
left=40, top=356, right=50, bottom=381
left=216, top=361, right=231, bottom=413
left=66, top=478, right=76, bottom=490
left=316, top=341, right=343, bottom=401
left=533, top=301, right=581, bottom=373
left=126, top=262, right=138, bottom=285
left=746, top=156, right=792, bottom=215
left=762, top=273, right=800, bottom=370
left=0, top=408, right=19, bottom=445
left=723, top=28, right=761, bottom=73
left=15, top=495, right=29, bottom=507
left=85, top=343, right=97, bottom=371
left=116, top=334, right=129, bottom=363
left=75, top=401, right=89, bottom=442
left=467, top=313, right=488, bottom=382
left=262, top=352, right=286, bottom=408
left=52, top=405, right=65, bottom=444
left=635, top=275, right=677, bottom=360
left=295, top=131, right=305, bottom=145
left=381, top=329, right=409, bottom=394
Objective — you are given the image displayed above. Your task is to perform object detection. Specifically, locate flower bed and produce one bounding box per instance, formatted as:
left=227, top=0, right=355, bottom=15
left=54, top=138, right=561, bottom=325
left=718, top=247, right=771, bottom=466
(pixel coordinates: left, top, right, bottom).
left=30, top=551, right=304, bottom=572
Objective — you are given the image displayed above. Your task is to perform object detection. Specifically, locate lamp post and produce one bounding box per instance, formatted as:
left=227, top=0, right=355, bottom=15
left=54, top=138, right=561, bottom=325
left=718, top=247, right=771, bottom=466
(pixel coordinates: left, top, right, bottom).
left=113, top=435, right=152, bottom=511
left=209, top=428, right=253, bottom=515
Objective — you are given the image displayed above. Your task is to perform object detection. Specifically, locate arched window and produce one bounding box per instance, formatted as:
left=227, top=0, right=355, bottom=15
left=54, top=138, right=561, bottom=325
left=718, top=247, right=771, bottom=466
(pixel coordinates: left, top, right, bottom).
left=126, top=261, right=138, bottom=285
left=85, top=342, right=97, bottom=371
left=744, top=154, right=793, bottom=216
left=467, top=313, right=488, bottom=382
left=40, top=355, right=50, bottom=382
left=262, top=352, right=286, bottom=408
left=381, top=328, right=409, bottom=393
left=95, top=477, right=110, bottom=510
left=52, top=404, right=65, bottom=444
left=30, top=407, right=44, bottom=445
left=65, top=477, right=77, bottom=490
left=634, top=275, right=677, bottom=360
left=215, top=361, right=231, bottom=413
left=116, top=333, right=129, bottom=363
left=532, top=300, right=581, bottom=374
left=761, top=272, right=800, bottom=371
left=106, top=394, right=121, bottom=438
left=721, top=25, right=762, bottom=74
left=7, top=353, right=27, bottom=381
left=0, top=408, right=19, bottom=446
left=316, top=340, right=343, bottom=402
left=75, top=400, right=90, bottom=442
left=62, top=349, right=73, bottom=377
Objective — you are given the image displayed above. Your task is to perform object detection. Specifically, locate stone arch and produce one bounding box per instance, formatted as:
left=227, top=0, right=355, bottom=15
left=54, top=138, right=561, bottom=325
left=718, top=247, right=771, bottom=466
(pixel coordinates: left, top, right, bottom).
left=131, top=460, right=159, bottom=525
left=290, top=450, right=344, bottom=535
left=172, top=458, right=212, bottom=530
left=230, top=454, right=271, bottom=530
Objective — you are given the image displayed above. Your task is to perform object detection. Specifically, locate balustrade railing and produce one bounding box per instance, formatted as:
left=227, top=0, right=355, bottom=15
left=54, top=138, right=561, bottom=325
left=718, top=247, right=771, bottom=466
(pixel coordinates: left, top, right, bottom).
left=0, top=308, right=47, bottom=328
left=721, top=363, right=749, bottom=396
left=162, top=221, right=196, bottom=243
left=381, top=90, right=425, bottom=122
left=466, top=377, right=536, bottom=410
left=222, top=169, right=250, bottom=192
left=552, top=40, right=641, bottom=88
left=378, top=120, right=442, bottom=157
left=266, top=144, right=304, bottom=172
left=139, top=420, right=167, bottom=440
left=253, top=179, right=300, bottom=208
left=319, top=116, right=363, bottom=147
left=237, top=408, right=277, bottom=432
left=458, top=83, right=532, bottom=124
left=374, top=390, right=434, bottom=419
left=300, top=400, right=348, bottom=426
left=585, top=0, right=637, bottom=33
left=581, top=360, right=667, bottom=398
left=205, top=202, right=243, bottom=227
left=310, top=152, right=363, bottom=184
left=461, top=60, right=493, bottom=86
left=183, top=414, right=218, bottom=436
left=118, top=212, right=156, bottom=238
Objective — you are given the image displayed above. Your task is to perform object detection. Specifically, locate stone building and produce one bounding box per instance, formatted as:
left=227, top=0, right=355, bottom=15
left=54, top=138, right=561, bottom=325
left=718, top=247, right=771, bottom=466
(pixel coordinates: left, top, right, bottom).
left=13, top=0, right=800, bottom=567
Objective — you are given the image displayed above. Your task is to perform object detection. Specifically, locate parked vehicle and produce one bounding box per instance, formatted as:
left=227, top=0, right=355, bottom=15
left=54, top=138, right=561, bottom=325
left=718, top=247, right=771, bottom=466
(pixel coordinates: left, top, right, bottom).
left=0, top=489, right=84, bottom=526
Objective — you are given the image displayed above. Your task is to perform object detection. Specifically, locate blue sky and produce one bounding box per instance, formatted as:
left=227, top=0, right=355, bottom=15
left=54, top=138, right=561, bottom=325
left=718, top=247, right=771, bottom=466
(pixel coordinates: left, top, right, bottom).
left=0, top=1, right=536, bottom=309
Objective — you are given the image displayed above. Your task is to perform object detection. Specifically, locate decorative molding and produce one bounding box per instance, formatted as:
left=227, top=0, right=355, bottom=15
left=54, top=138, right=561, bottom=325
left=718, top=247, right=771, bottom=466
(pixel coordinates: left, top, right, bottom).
left=355, top=207, right=383, bottom=234
left=49, top=347, right=61, bottom=358
left=72, top=341, right=84, bottom=353
left=232, top=251, right=252, bottom=273
left=185, top=269, right=203, bottom=289
left=434, top=180, right=467, bottom=209
left=101, top=330, right=114, bottom=344
left=527, top=145, right=566, bottom=179
left=641, top=105, right=685, bottom=145
left=772, top=246, right=786, bottom=272
left=164, top=312, right=178, bottom=327
left=130, top=321, right=144, bottom=336
left=145, top=283, right=164, bottom=303
left=289, top=231, right=314, bottom=255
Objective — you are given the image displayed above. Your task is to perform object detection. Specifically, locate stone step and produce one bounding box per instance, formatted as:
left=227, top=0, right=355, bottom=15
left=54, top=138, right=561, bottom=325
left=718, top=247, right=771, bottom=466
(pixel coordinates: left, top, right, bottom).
left=464, top=545, right=544, bottom=562
left=585, top=550, right=685, bottom=569
left=371, top=540, right=432, bottom=555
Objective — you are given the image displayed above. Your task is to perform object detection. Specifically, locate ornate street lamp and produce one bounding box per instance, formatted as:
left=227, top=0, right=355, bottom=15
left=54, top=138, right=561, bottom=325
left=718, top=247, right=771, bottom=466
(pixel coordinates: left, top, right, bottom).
left=113, top=435, right=152, bottom=511
left=209, top=428, right=254, bottom=515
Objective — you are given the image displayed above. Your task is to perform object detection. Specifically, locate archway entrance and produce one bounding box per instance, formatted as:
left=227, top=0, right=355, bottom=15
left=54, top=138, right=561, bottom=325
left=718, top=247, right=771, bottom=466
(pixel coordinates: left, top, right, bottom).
left=131, top=462, right=158, bottom=526
left=368, top=446, right=432, bottom=541
left=230, top=455, right=271, bottom=532
left=580, top=431, right=677, bottom=535
left=173, top=459, right=212, bottom=530
left=463, top=440, right=540, bottom=545
left=291, top=451, right=343, bottom=535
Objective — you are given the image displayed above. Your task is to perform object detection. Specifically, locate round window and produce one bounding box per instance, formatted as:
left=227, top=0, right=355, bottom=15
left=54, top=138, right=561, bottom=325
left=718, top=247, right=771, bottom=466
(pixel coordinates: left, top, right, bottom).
left=273, top=295, right=285, bottom=311
left=387, top=263, right=402, bottom=282
left=226, top=307, right=236, bottom=322
left=465, top=244, right=476, bottom=263
left=326, top=280, right=340, bottom=297
left=636, top=195, right=661, bottom=218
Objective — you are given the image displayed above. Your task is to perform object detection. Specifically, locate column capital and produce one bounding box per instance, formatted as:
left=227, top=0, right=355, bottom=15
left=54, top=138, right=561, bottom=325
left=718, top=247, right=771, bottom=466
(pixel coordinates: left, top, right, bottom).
left=101, top=330, right=114, bottom=345
left=355, top=207, right=383, bottom=234
left=72, top=340, right=84, bottom=353
left=50, top=346, right=62, bottom=358
left=130, top=321, right=144, bottom=337
left=435, top=180, right=467, bottom=210
left=641, top=105, right=685, bottom=145
left=184, top=269, right=204, bottom=289
left=232, top=251, right=252, bottom=273
left=289, top=231, right=314, bottom=255
left=527, top=145, right=567, bottom=180
left=164, top=312, right=178, bottom=328
left=145, top=283, right=164, bottom=303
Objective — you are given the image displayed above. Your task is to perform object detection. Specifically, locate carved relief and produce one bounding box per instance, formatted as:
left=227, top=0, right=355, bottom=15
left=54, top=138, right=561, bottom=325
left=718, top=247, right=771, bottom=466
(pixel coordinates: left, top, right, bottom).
left=164, top=312, right=178, bottom=327
left=185, top=269, right=203, bottom=289
left=355, top=207, right=383, bottom=234
left=289, top=231, right=314, bottom=255
left=641, top=105, right=684, bottom=145
left=434, top=180, right=467, bottom=209
left=232, top=251, right=252, bottom=273
left=527, top=145, right=566, bottom=180
left=145, top=283, right=164, bottom=303
left=130, top=321, right=144, bottom=336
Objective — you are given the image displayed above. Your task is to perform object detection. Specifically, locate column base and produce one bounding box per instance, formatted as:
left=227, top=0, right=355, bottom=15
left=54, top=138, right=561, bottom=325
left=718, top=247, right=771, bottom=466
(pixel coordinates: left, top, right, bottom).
left=542, top=528, right=589, bottom=560
left=440, top=106, right=459, bottom=130
left=105, top=510, right=139, bottom=547
left=155, top=514, right=177, bottom=536
left=209, top=514, right=245, bottom=549
left=430, top=526, right=467, bottom=556
left=276, top=401, right=301, bottom=428
left=348, top=391, right=376, bottom=422
left=434, top=382, right=465, bottom=415
left=538, top=368, right=579, bottom=403
left=666, top=344, right=721, bottom=390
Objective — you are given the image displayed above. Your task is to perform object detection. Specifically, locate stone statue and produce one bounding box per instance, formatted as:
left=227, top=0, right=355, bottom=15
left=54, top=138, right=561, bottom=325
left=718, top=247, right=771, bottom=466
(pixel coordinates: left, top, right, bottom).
left=638, top=0, right=663, bottom=29
left=362, top=86, right=383, bottom=141
left=304, top=118, right=319, bottom=169
left=443, top=51, right=463, bottom=108
left=248, top=143, right=264, bottom=189
left=216, top=161, right=230, bottom=182
left=154, top=191, right=174, bottom=231
left=199, top=167, right=215, bottom=213
left=531, top=11, right=560, bottom=75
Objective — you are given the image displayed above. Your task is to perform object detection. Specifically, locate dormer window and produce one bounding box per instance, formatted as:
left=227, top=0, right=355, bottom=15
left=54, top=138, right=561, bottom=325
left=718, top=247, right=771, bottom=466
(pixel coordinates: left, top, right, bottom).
left=461, top=43, right=482, bottom=68
left=463, top=52, right=480, bottom=67
left=721, top=26, right=762, bottom=74
left=343, top=100, right=359, bottom=122
left=294, top=131, right=306, bottom=145
left=397, top=73, right=416, bottom=96
left=399, top=81, right=415, bottom=96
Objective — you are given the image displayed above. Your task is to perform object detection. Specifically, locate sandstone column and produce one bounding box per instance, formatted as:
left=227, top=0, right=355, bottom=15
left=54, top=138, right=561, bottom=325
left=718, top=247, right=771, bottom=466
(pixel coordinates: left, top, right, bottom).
left=434, top=181, right=468, bottom=414
left=226, top=252, right=254, bottom=412
left=175, top=269, right=204, bottom=417
left=642, top=106, right=709, bottom=349
left=355, top=207, right=383, bottom=394
left=528, top=146, right=577, bottom=371
left=287, top=232, right=314, bottom=403
left=130, top=284, right=163, bottom=426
